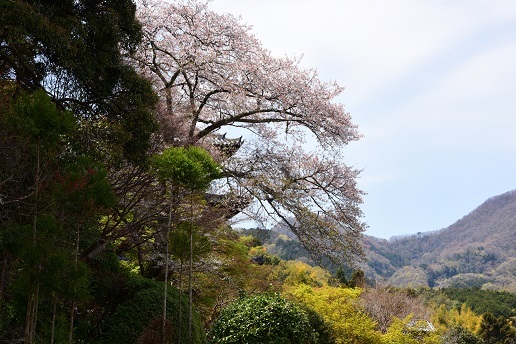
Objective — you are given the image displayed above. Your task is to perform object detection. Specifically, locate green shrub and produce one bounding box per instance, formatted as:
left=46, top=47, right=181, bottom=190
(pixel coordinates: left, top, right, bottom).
left=96, top=282, right=205, bottom=344
left=208, top=293, right=329, bottom=344
left=441, top=325, right=482, bottom=344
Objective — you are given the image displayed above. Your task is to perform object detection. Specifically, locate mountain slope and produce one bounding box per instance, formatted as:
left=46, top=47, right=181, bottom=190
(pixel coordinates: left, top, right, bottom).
left=241, top=190, right=516, bottom=291
left=363, top=190, right=516, bottom=291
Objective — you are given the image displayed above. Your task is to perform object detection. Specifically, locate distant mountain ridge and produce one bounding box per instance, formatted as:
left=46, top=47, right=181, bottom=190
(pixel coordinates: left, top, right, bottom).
left=362, top=190, right=516, bottom=291
left=241, top=190, right=516, bottom=292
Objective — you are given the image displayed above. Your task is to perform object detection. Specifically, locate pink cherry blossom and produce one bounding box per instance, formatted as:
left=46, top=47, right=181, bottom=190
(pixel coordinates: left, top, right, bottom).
left=133, top=0, right=365, bottom=263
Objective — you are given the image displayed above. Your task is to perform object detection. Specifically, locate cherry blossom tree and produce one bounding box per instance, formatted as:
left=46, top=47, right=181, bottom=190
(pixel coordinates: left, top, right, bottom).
left=133, top=0, right=365, bottom=263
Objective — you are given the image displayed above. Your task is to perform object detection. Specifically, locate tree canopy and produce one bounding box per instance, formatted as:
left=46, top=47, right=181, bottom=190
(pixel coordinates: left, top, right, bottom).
left=133, top=0, right=365, bottom=264
left=1, top=0, right=157, bottom=163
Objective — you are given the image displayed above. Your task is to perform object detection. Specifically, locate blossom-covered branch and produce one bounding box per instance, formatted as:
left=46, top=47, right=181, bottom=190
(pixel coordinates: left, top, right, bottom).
left=134, top=0, right=365, bottom=263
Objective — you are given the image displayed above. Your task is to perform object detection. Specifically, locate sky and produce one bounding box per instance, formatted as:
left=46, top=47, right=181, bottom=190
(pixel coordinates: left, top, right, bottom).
left=209, top=0, right=516, bottom=239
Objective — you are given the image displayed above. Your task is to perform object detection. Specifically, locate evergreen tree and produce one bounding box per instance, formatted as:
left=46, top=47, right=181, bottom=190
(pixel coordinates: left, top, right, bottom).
left=479, top=312, right=516, bottom=344
left=0, top=1, right=157, bottom=342
left=151, top=146, right=221, bottom=344
left=1, top=0, right=157, bottom=163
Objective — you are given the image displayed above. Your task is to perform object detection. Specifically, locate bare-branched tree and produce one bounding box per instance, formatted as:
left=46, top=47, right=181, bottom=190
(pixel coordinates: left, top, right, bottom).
left=359, top=285, right=430, bottom=333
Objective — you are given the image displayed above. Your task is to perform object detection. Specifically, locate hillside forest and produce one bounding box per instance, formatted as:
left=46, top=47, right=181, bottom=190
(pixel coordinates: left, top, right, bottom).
left=1, top=0, right=515, bottom=343
left=361, top=190, right=516, bottom=292
left=263, top=190, right=516, bottom=293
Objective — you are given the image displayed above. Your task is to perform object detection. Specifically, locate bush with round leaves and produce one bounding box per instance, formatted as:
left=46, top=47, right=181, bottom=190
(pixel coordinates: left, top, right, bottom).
left=208, top=293, right=333, bottom=344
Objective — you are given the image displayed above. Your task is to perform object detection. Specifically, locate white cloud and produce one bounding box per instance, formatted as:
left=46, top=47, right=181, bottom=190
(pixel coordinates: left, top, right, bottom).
left=437, top=41, right=516, bottom=101
left=206, top=0, right=516, bottom=237
left=212, top=0, right=516, bottom=104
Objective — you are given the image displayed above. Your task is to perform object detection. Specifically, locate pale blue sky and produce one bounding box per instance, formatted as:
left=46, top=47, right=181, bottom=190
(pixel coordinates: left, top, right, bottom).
left=210, top=0, right=516, bottom=239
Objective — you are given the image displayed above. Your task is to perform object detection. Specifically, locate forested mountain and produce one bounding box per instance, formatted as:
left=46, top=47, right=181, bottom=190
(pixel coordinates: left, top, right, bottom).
left=363, top=190, right=516, bottom=291
left=252, top=190, right=516, bottom=292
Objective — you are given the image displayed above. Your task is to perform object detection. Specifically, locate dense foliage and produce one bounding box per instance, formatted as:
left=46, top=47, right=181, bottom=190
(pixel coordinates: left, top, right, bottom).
left=0, top=0, right=157, bottom=163
left=439, top=288, right=516, bottom=319
left=478, top=312, right=516, bottom=344
left=1, top=1, right=515, bottom=343
left=440, top=326, right=482, bottom=344
left=208, top=293, right=330, bottom=344
left=97, top=282, right=205, bottom=344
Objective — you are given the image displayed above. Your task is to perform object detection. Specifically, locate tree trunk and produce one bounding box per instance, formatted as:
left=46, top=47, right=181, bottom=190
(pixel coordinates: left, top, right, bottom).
left=137, top=243, right=145, bottom=276
left=69, top=225, right=80, bottom=344
left=163, top=194, right=174, bottom=344
left=81, top=236, right=114, bottom=260
left=0, top=257, right=7, bottom=302
left=68, top=300, right=75, bottom=344
left=24, top=288, right=34, bottom=343
left=188, top=224, right=193, bottom=344
left=51, top=301, right=56, bottom=344
left=24, top=145, right=40, bottom=344
left=177, top=262, right=183, bottom=344
left=187, top=195, right=194, bottom=344
left=24, top=283, right=39, bottom=344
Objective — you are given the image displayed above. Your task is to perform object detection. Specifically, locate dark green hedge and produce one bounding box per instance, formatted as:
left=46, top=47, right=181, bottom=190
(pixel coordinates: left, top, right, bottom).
left=95, top=281, right=205, bottom=344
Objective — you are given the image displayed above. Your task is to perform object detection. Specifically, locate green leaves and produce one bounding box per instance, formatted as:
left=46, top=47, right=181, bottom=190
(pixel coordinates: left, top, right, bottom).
left=170, top=222, right=211, bottom=262
left=1, top=0, right=158, bottom=164
left=98, top=281, right=206, bottom=344
left=7, top=89, right=76, bottom=147
left=54, top=156, right=117, bottom=217
left=208, top=293, right=324, bottom=344
left=151, top=146, right=221, bottom=191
